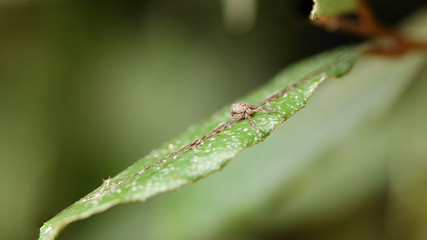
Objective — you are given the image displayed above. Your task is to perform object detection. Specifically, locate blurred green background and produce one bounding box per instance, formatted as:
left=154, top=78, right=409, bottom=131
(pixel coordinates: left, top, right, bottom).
left=1, top=1, right=426, bottom=240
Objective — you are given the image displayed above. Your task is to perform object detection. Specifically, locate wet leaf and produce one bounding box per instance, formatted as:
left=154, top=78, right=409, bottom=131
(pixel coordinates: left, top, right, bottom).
left=39, top=46, right=362, bottom=240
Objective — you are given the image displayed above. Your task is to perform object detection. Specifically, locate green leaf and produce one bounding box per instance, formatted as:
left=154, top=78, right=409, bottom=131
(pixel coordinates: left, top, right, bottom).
left=310, top=0, right=357, bottom=19
left=39, top=46, right=362, bottom=240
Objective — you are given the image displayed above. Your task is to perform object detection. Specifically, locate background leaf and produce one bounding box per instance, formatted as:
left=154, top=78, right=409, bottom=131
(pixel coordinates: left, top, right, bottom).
left=311, top=0, right=357, bottom=19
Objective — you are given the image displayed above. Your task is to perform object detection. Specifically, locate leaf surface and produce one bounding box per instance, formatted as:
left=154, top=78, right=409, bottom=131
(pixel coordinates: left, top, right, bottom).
left=39, top=46, right=362, bottom=240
